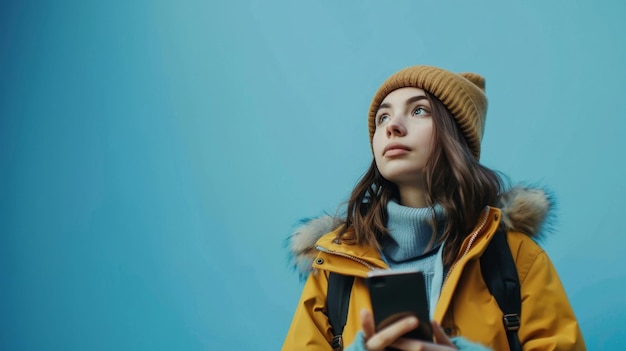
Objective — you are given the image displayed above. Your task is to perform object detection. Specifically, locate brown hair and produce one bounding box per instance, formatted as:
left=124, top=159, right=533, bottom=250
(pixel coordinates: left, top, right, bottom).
left=339, top=92, right=503, bottom=267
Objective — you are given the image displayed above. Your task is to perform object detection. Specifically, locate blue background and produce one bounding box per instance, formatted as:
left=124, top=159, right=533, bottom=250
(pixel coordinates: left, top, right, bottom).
left=1, top=0, right=625, bottom=350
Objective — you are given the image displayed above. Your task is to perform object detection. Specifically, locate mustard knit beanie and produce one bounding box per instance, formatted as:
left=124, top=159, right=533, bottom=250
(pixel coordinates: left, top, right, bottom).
left=368, top=65, right=487, bottom=160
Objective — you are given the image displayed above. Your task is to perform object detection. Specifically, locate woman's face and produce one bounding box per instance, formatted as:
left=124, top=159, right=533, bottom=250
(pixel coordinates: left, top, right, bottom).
left=372, top=87, right=434, bottom=189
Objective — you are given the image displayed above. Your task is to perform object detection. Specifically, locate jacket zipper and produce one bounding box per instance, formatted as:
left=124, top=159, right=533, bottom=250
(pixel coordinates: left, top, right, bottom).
left=440, top=207, right=491, bottom=295
left=315, top=246, right=377, bottom=270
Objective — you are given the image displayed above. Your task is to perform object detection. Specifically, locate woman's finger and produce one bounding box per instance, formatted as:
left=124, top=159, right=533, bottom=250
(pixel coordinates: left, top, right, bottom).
left=360, top=309, right=376, bottom=340
left=365, top=316, right=419, bottom=351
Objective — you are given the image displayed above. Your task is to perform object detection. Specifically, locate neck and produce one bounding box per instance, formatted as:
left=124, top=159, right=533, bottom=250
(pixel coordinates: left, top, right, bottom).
left=397, top=185, right=427, bottom=208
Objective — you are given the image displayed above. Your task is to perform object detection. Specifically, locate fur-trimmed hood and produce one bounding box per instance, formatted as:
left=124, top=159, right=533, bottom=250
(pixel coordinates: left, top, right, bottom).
left=286, top=186, right=554, bottom=277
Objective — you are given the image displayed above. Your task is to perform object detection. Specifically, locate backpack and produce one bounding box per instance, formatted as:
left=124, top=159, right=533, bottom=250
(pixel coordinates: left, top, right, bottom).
left=326, top=228, right=521, bottom=351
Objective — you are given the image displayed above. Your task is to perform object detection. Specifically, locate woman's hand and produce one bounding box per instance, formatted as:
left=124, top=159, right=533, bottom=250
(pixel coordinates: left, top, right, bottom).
left=360, top=309, right=457, bottom=351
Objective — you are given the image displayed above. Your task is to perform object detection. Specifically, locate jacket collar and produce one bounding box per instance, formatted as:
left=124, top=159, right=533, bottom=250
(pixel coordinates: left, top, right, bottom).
left=287, top=186, right=553, bottom=278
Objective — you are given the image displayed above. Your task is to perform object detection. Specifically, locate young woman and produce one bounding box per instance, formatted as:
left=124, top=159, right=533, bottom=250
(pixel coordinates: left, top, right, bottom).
left=282, top=65, right=585, bottom=351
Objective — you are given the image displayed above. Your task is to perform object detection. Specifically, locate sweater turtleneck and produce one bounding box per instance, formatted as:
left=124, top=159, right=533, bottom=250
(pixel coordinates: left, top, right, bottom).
left=380, top=200, right=446, bottom=303
left=381, top=200, right=445, bottom=262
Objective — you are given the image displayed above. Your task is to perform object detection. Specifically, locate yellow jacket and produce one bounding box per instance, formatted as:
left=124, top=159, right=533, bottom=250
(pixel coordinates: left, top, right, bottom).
left=282, top=188, right=585, bottom=350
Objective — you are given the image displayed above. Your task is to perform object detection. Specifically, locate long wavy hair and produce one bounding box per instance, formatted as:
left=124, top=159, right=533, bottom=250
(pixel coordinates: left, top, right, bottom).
left=338, top=91, right=504, bottom=267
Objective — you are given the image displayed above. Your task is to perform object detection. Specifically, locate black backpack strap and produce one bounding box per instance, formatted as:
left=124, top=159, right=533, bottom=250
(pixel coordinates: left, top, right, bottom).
left=480, top=229, right=522, bottom=351
left=327, top=272, right=355, bottom=351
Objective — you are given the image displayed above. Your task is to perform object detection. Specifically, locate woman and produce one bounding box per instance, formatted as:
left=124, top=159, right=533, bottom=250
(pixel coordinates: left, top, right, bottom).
left=282, top=66, right=585, bottom=350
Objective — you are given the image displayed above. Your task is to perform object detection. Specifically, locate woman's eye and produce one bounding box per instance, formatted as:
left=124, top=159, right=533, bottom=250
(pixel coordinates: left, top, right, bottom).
left=377, top=114, right=390, bottom=125
left=412, top=107, right=428, bottom=116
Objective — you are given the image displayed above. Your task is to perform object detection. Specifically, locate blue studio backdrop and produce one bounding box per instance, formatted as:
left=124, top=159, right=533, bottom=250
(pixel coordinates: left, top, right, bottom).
left=1, top=1, right=625, bottom=350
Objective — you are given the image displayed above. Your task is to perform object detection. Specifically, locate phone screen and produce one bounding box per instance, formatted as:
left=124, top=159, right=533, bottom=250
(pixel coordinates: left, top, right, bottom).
left=365, top=270, right=433, bottom=341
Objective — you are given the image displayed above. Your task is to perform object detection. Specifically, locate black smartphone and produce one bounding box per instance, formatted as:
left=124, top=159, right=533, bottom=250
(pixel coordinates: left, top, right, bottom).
left=365, top=269, right=433, bottom=341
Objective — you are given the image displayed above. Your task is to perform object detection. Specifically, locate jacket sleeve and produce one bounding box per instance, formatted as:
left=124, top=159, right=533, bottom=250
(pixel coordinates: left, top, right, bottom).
left=518, top=249, right=586, bottom=351
left=282, top=270, right=334, bottom=351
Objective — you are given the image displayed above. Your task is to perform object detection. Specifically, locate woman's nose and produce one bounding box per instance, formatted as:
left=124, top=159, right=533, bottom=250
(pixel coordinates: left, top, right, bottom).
left=386, top=118, right=406, bottom=137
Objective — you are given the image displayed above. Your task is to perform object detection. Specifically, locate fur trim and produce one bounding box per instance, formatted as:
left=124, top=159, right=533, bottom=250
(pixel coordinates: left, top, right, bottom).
left=286, top=186, right=555, bottom=278
left=498, top=186, right=555, bottom=241
left=285, top=216, right=343, bottom=280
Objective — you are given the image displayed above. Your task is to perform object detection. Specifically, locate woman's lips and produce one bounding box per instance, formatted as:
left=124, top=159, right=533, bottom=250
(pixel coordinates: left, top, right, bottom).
left=383, top=143, right=411, bottom=156
left=385, top=148, right=410, bottom=157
